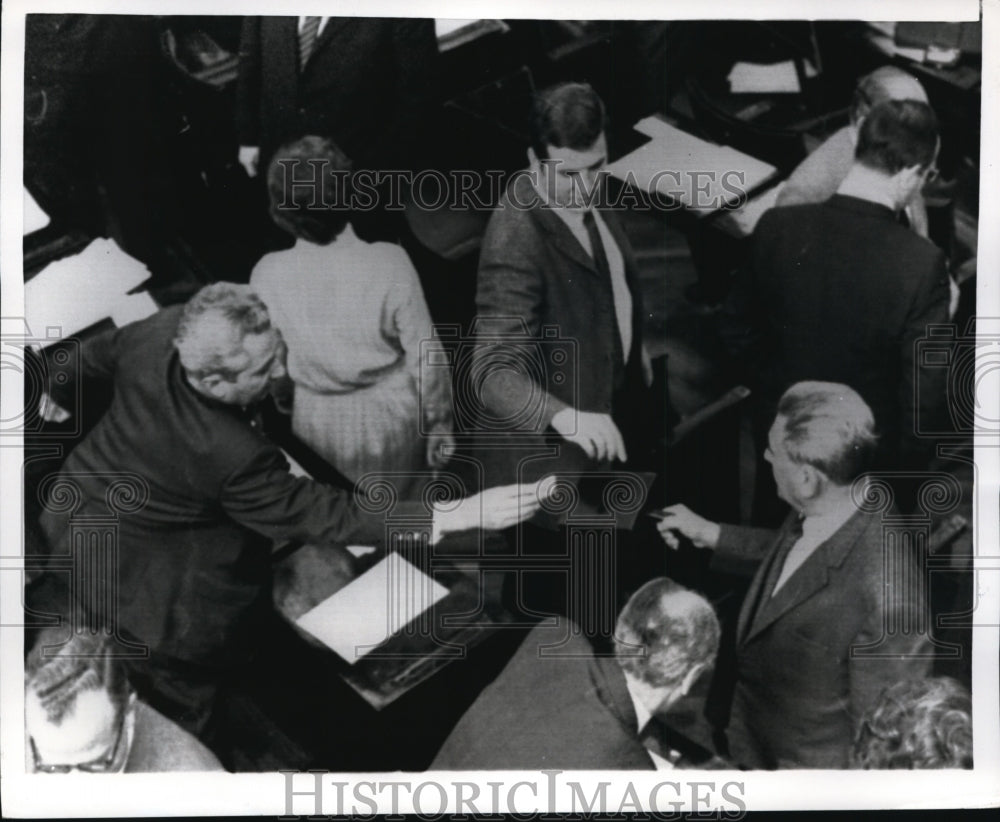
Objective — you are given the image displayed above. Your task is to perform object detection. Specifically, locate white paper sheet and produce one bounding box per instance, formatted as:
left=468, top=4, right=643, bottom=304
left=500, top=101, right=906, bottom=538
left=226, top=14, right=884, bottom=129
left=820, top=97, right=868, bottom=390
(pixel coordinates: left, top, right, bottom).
left=25, top=238, right=151, bottom=344
left=609, top=118, right=778, bottom=214
left=295, top=553, right=449, bottom=664
left=727, top=59, right=818, bottom=94
left=109, top=291, right=159, bottom=327
left=23, top=188, right=49, bottom=234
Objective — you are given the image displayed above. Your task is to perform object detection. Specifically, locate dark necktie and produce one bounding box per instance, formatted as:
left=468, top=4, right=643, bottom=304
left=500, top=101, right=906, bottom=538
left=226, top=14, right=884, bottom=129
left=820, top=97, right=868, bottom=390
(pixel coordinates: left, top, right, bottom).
left=299, top=17, right=321, bottom=72
left=582, top=209, right=611, bottom=283
left=583, top=209, right=631, bottom=364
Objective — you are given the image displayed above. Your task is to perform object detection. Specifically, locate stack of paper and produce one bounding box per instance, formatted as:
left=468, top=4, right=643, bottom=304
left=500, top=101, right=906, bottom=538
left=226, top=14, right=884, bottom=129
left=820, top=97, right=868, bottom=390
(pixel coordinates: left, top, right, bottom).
left=296, top=553, right=449, bottom=664
left=24, top=238, right=152, bottom=345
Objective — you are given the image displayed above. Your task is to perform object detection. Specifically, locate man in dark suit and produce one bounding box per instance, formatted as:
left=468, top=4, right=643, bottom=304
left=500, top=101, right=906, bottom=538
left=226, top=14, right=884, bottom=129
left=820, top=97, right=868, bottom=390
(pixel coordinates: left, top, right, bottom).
left=234, top=16, right=438, bottom=176
left=431, top=577, right=720, bottom=770
left=471, top=82, right=654, bottom=489
left=656, top=382, right=935, bottom=769
left=723, top=99, right=951, bottom=479
left=33, top=283, right=541, bottom=740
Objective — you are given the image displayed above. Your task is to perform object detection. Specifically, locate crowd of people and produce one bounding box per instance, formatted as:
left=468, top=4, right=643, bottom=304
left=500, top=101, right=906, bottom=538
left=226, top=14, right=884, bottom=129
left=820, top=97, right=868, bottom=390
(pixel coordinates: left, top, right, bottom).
left=24, top=16, right=975, bottom=774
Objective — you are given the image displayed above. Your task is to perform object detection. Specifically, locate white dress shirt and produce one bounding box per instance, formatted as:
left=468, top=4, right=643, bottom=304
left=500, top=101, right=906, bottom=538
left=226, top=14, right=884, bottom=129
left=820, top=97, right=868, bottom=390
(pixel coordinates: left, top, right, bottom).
left=771, top=502, right=858, bottom=595
left=298, top=16, right=330, bottom=36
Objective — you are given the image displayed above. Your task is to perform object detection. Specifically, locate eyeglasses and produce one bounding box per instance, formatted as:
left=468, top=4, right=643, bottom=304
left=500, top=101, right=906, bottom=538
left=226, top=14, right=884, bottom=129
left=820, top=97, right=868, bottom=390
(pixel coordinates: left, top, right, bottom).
left=923, top=165, right=940, bottom=184
left=29, top=705, right=129, bottom=774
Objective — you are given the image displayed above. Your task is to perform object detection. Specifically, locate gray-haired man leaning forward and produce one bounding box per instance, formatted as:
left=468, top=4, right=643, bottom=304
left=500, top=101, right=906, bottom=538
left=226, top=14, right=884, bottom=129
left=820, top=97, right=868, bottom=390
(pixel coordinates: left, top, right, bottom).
left=34, top=283, right=544, bottom=746
left=656, top=381, right=934, bottom=769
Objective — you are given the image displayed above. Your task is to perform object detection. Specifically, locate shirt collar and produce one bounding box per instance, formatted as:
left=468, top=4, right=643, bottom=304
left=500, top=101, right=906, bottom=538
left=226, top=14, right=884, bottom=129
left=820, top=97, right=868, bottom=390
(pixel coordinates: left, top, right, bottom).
left=624, top=673, right=653, bottom=733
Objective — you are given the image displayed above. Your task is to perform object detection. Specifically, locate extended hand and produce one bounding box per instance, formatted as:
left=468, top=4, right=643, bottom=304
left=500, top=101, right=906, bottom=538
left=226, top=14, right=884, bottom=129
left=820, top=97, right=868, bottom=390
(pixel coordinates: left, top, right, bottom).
left=654, top=503, right=721, bottom=550
left=434, top=481, right=555, bottom=539
left=551, top=408, right=627, bottom=463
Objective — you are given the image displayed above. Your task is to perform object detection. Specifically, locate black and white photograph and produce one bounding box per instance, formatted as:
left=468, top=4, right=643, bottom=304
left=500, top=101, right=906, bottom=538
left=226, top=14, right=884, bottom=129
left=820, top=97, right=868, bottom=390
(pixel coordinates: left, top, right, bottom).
left=1, top=0, right=998, bottom=815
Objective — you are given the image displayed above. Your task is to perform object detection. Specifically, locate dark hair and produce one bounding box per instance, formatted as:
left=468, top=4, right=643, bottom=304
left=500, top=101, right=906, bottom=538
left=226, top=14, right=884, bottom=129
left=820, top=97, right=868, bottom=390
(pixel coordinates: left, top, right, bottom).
left=855, top=99, right=939, bottom=175
left=26, top=631, right=131, bottom=727
left=776, top=381, right=879, bottom=486
left=854, top=677, right=973, bottom=769
left=267, top=135, right=352, bottom=244
left=530, top=82, right=606, bottom=160
left=614, top=577, right=719, bottom=689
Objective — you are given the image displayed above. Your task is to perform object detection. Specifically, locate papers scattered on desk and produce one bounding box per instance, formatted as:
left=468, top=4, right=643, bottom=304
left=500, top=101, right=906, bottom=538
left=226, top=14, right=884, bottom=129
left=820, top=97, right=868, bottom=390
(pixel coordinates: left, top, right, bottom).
left=609, top=117, right=777, bottom=215
left=25, top=238, right=151, bottom=346
left=727, top=60, right=818, bottom=94
left=295, top=553, right=448, bottom=664
left=23, top=188, right=50, bottom=234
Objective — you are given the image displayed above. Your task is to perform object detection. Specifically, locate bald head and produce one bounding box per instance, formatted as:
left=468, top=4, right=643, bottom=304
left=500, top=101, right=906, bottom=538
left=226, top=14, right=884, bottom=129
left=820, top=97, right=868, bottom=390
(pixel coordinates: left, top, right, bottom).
left=851, top=66, right=928, bottom=125
left=614, top=577, right=720, bottom=691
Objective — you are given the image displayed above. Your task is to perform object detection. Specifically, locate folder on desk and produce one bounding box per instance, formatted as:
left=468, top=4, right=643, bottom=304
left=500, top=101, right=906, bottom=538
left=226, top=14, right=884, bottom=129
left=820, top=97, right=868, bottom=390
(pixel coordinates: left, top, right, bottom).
left=296, top=553, right=449, bottom=664
left=608, top=118, right=777, bottom=215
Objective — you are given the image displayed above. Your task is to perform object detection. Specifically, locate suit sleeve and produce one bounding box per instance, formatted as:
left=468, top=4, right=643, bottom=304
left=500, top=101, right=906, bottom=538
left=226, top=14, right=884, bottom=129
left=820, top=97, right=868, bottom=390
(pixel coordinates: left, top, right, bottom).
left=47, top=322, right=128, bottom=411
left=899, top=247, right=951, bottom=465
left=234, top=16, right=261, bottom=146
left=473, top=210, right=571, bottom=429
left=220, top=444, right=427, bottom=548
left=709, top=523, right=778, bottom=578
left=717, top=213, right=775, bottom=377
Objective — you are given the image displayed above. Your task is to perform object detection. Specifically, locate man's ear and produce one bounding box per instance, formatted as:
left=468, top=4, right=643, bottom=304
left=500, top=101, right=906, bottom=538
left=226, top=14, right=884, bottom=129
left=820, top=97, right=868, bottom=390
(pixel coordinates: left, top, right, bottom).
left=678, top=662, right=707, bottom=698
left=893, top=164, right=923, bottom=202
left=799, top=463, right=825, bottom=499
left=197, top=374, right=224, bottom=395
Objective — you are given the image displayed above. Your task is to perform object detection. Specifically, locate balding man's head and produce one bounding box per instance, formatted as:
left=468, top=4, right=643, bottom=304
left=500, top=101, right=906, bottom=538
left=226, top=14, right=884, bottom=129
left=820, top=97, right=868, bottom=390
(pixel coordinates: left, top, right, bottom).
left=614, top=577, right=719, bottom=705
left=851, top=66, right=928, bottom=125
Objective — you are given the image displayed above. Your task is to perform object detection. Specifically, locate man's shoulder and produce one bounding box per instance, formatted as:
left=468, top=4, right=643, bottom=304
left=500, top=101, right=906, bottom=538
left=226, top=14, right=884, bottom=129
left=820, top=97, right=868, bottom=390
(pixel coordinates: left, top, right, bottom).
left=127, top=701, right=224, bottom=773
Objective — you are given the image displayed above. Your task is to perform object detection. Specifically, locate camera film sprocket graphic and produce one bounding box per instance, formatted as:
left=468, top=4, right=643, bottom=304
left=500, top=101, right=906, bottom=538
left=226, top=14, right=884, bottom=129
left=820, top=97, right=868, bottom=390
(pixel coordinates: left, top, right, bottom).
left=917, top=319, right=1000, bottom=436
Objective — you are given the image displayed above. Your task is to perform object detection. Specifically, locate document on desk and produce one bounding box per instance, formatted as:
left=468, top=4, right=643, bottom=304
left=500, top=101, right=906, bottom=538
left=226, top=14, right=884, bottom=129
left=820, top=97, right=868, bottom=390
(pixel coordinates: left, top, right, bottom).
left=24, top=238, right=151, bottom=344
left=726, top=60, right=817, bottom=94
left=609, top=117, right=777, bottom=215
left=295, top=553, right=449, bottom=664
left=23, top=188, right=50, bottom=234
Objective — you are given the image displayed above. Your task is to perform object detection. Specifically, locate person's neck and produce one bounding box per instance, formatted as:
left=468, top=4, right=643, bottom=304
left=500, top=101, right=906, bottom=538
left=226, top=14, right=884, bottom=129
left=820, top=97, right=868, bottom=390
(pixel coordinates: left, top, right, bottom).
left=836, top=165, right=898, bottom=211
left=799, top=483, right=855, bottom=520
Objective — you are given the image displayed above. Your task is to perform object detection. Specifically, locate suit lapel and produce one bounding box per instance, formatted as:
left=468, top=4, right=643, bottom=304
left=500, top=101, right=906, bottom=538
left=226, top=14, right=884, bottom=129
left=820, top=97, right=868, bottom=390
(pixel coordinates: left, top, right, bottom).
left=589, top=654, right=639, bottom=733
left=737, top=513, right=800, bottom=644
left=742, top=509, right=870, bottom=644
left=533, top=204, right=601, bottom=276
